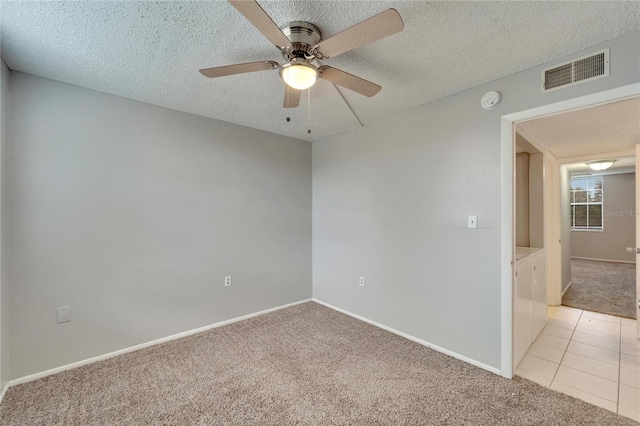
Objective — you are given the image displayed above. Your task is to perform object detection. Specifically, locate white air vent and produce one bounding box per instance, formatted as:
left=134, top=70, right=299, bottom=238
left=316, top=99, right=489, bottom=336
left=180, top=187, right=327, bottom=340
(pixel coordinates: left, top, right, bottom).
left=541, top=49, right=609, bottom=93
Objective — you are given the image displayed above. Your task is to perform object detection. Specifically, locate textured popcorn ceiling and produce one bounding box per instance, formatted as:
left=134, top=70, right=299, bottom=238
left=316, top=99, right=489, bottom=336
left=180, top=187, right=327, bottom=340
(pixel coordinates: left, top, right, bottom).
left=518, top=97, right=640, bottom=159
left=1, top=1, right=639, bottom=141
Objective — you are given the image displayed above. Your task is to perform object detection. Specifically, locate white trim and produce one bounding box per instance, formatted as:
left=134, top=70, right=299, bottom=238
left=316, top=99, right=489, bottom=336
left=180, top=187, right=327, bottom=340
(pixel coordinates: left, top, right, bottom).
left=0, top=382, right=8, bottom=405
left=636, top=144, right=640, bottom=339
left=512, top=84, right=640, bottom=124
left=7, top=298, right=312, bottom=387
left=500, top=116, right=515, bottom=379
left=546, top=153, right=562, bottom=306
left=312, top=298, right=502, bottom=376
left=561, top=281, right=573, bottom=297
left=558, top=149, right=635, bottom=165
left=571, top=256, right=635, bottom=264
left=501, top=83, right=640, bottom=379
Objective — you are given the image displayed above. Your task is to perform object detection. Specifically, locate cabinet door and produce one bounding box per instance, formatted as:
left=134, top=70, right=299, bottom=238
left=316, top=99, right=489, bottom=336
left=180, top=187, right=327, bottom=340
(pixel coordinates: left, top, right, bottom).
left=532, top=257, right=547, bottom=341
left=514, top=261, right=533, bottom=367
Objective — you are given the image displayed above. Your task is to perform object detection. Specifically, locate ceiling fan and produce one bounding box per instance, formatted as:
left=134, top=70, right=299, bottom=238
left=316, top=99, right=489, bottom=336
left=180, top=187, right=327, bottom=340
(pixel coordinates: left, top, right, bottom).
left=199, top=0, right=404, bottom=108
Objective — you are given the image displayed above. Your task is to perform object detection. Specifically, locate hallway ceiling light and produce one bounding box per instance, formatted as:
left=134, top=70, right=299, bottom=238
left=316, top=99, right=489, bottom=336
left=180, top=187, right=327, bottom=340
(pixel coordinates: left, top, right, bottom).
left=586, top=160, right=616, bottom=171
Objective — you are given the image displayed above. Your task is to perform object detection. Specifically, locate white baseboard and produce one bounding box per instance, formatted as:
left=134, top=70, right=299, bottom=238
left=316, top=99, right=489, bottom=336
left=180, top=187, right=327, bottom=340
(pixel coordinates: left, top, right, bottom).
left=311, top=298, right=502, bottom=376
left=7, top=298, right=312, bottom=388
left=5, top=297, right=503, bottom=397
left=0, top=382, right=8, bottom=405
left=571, top=256, right=636, bottom=264
left=561, top=281, right=572, bottom=296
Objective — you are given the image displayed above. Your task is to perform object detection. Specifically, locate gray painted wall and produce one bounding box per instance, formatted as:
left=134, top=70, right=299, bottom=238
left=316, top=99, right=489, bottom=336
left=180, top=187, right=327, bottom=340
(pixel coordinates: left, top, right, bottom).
left=560, top=166, right=572, bottom=293
left=515, top=133, right=544, bottom=250
left=572, top=172, right=636, bottom=263
left=0, top=59, right=9, bottom=389
left=312, top=32, right=639, bottom=369
left=6, top=72, right=312, bottom=378
left=529, top=153, right=544, bottom=248
left=515, top=153, right=530, bottom=247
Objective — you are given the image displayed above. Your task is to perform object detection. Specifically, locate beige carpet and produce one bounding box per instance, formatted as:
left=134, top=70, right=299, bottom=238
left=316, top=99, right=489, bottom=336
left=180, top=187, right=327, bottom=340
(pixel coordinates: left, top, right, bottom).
left=564, top=259, right=636, bottom=319
left=0, top=302, right=636, bottom=425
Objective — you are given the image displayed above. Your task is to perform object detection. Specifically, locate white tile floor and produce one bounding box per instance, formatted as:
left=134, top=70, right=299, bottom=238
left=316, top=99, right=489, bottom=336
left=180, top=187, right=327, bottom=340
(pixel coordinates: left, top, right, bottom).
left=516, top=306, right=640, bottom=422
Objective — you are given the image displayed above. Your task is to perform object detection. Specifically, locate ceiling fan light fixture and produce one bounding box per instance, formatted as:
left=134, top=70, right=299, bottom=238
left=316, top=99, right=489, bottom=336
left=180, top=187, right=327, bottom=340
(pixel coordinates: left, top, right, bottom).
left=280, top=62, right=318, bottom=90
left=586, top=160, right=616, bottom=171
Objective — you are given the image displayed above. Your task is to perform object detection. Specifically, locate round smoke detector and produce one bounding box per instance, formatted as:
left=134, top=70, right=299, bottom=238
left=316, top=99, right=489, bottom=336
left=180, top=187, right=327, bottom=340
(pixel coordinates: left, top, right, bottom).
left=481, top=91, right=502, bottom=110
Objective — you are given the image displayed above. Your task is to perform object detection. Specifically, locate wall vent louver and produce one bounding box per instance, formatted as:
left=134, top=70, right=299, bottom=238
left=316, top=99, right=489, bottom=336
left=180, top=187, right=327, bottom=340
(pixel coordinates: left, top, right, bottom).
left=541, top=48, right=609, bottom=93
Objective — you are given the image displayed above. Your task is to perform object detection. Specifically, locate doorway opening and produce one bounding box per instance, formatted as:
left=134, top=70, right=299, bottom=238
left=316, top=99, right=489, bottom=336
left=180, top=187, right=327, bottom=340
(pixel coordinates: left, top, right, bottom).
left=561, top=156, right=636, bottom=319
left=517, top=96, right=639, bottom=322
left=499, top=83, right=639, bottom=380
left=505, top=93, right=639, bottom=416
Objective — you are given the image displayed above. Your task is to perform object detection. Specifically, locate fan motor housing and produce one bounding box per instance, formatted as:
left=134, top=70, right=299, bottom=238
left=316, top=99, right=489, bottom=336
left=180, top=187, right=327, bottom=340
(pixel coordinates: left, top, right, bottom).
left=280, top=21, right=322, bottom=60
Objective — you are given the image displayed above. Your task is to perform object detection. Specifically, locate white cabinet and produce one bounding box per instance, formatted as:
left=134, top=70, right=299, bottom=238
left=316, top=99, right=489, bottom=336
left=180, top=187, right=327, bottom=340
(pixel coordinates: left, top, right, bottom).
left=532, top=257, right=547, bottom=341
left=514, top=260, right=533, bottom=367
left=514, top=248, right=547, bottom=368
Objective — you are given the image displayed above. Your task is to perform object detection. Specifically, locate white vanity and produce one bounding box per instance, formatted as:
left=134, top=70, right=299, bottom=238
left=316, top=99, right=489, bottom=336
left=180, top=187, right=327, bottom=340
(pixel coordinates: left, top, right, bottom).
left=514, top=247, right=547, bottom=367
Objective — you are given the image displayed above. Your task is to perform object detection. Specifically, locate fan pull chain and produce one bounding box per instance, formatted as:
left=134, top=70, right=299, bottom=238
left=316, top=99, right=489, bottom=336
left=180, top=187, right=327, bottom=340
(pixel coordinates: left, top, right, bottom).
left=307, top=88, right=311, bottom=134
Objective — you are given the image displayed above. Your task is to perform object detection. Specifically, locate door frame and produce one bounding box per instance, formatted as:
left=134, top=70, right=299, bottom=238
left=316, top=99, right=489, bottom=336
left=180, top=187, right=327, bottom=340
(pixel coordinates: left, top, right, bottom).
left=555, top=148, right=636, bottom=301
left=500, top=83, right=640, bottom=379
left=637, top=144, right=640, bottom=337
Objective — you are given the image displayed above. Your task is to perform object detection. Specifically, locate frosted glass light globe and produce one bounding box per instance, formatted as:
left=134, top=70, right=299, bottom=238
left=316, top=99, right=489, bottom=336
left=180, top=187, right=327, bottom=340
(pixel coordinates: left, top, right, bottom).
left=587, top=160, right=615, bottom=171
left=280, top=63, right=318, bottom=90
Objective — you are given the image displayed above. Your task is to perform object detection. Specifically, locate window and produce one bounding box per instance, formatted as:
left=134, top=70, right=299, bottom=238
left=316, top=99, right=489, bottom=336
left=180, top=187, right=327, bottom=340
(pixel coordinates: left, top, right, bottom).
left=570, top=176, right=603, bottom=231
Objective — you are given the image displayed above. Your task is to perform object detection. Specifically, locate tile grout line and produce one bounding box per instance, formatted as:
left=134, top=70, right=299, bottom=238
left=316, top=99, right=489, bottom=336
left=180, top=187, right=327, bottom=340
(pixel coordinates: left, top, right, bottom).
left=549, top=310, right=622, bottom=356
left=549, top=309, right=583, bottom=387
left=546, top=372, right=619, bottom=406
left=570, top=338, right=621, bottom=355
left=549, top=310, right=619, bottom=410
left=563, top=341, right=620, bottom=364
left=568, top=320, right=623, bottom=355
left=617, top=319, right=622, bottom=413
left=557, top=363, right=620, bottom=386
left=543, top=308, right=634, bottom=415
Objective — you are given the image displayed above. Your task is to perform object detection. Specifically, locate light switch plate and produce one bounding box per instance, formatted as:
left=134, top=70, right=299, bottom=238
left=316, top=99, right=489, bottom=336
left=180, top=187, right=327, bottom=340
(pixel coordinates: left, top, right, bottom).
left=468, top=215, right=477, bottom=229
left=57, top=306, right=71, bottom=323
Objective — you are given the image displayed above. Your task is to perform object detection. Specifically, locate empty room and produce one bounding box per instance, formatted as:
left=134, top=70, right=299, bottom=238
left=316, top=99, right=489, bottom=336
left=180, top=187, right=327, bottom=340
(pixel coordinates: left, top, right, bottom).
left=0, top=1, right=639, bottom=425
